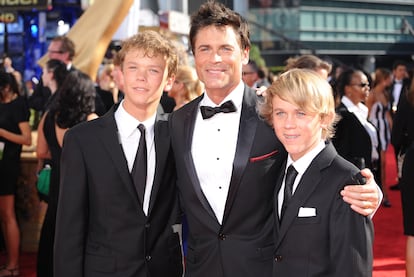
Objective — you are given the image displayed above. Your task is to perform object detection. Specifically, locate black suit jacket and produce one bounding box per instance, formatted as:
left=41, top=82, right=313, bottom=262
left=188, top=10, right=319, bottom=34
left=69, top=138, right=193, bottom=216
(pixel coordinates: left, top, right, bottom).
left=273, top=143, right=373, bottom=276
left=54, top=104, right=183, bottom=277
left=332, top=103, right=374, bottom=169
left=169, top=86, right=286, bottom=277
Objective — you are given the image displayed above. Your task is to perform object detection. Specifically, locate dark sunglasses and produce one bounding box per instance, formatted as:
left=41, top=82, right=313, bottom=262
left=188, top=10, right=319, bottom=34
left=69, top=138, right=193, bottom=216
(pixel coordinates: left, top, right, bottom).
left=351, top=82, right=370, bottom=88
left=47, top=50, right=65, bottom=54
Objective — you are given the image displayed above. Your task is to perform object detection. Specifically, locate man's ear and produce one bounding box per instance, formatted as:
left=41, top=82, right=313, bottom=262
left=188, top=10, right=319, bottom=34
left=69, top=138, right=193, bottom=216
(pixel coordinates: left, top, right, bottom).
left=242, top=48, right=250, bottom=65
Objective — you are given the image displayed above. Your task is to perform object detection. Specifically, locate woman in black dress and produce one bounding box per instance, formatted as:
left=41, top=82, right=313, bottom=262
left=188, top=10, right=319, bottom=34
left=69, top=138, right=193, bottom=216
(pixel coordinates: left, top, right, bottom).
left=36, top=70, right=98, bottom=277
left=0, top=72, right=32, bottom=277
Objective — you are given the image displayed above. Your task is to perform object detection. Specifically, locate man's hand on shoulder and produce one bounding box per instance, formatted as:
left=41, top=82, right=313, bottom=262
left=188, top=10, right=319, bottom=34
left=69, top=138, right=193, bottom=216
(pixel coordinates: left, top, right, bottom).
left=341, top=168, right=382, bottom=217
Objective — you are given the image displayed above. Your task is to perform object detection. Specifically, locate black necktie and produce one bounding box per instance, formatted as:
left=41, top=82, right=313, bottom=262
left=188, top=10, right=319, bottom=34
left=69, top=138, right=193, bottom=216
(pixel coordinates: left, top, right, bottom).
left=280, top=165, right=298, bottom=222
left=200, top=100, right=237, bottom=119
left=131, top=124, right=147, bottom=204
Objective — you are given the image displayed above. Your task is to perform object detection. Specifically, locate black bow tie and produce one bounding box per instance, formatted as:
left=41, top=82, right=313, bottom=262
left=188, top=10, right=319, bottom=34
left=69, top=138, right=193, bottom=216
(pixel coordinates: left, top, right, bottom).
left=200, top=100, right=237, bottom=119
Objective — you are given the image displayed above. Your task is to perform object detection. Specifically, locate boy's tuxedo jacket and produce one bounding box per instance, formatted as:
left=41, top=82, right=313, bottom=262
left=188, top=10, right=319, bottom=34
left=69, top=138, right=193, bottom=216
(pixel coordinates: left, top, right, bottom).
left=54, top=104, right=183, bottom=277
left=273, top=142, right=373, bottom=277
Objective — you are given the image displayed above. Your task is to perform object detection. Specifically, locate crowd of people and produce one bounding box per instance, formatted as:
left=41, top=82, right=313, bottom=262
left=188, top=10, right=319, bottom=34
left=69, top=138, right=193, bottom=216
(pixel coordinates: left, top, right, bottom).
left=0, top=0, right=413, bottom=276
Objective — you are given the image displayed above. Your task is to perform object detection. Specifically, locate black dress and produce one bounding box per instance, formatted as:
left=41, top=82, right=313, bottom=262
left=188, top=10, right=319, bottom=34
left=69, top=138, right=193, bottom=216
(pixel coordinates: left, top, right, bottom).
left=0, top=96, right=30, bottom=195
left=36, top=111, right=62, bottom=277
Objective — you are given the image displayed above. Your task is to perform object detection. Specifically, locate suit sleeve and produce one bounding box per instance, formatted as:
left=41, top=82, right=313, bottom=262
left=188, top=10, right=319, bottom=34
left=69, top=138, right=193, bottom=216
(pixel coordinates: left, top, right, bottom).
left=330, top=181, right=374, bottom=277
left=54, top=130, right=89, bottom=277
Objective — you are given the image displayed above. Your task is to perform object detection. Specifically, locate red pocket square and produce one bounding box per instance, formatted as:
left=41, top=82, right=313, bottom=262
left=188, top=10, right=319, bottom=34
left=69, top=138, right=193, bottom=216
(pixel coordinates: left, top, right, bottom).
left=250, top=150, right=279, bottom=162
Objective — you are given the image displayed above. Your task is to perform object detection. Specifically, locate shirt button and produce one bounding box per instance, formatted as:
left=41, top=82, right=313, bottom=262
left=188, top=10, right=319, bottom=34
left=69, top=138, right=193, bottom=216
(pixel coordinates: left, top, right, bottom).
left=274, top=255, right=283, bottom=262
left=218, top=233, right=226, bottom=240
left=146, top=255, right=152, bottom=261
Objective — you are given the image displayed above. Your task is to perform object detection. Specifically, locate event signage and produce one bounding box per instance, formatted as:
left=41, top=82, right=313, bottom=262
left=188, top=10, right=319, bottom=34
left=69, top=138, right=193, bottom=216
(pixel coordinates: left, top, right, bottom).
left=0, top=12, right=17, bottom=23
left=0, top=0, right=48, bottom=11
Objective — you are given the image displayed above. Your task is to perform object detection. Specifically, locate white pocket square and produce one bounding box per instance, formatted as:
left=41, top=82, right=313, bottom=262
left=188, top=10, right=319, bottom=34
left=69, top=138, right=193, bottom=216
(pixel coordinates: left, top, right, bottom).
left=298, top=207, right=316, bottom=217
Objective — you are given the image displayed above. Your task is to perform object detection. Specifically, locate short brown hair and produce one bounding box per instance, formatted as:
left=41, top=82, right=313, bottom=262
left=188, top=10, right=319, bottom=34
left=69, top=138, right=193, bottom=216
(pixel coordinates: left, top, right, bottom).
left=189, top=0, right=250, bottom=53
left=52, top=36, right=76, bottom=60
left=285, top=55, right=332, bottom=74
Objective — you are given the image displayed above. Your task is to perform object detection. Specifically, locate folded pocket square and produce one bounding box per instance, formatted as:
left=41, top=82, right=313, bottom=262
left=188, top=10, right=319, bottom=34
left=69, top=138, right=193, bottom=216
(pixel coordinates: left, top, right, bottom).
left=298, top=207, right=316, bottom=217
left=250, top=150, right=278, bottom=162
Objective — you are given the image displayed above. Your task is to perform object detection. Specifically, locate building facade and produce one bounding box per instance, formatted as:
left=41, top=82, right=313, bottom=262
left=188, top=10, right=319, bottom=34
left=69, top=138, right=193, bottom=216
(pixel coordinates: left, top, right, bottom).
left=246, top=0, right=414, bottom=71
left=1, top=0, right=413, bottom=79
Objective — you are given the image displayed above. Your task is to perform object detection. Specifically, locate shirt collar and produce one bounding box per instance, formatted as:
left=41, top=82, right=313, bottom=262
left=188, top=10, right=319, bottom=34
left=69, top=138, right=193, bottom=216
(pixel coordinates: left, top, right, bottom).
left=200, top=81, right=244, bottom=112
left=115, top=100, right=156, bottom=138
left=341, top=96, right=368, bottom=118
left=287, top=140, right=326, bottom=175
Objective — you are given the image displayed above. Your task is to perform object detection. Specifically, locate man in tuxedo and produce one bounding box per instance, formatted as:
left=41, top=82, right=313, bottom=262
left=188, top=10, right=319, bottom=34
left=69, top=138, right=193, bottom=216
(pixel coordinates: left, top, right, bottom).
left=28, top=36, right=76, bottom=113
left=29, top=35, right=106, bottom=116
left=54, top=31, right=183, bottom=277
left=390, top=60, right=409, bottom=116
left=169, top=1, right=381, bottom=276
left=389, top=60, right=409, bottom=190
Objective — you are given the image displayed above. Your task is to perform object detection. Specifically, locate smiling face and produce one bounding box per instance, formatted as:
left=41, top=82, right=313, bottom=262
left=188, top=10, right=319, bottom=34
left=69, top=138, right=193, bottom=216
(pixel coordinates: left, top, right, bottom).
left=193, top=25, right=249, bottom=103
left=121, top=49, right=173, bottom=120
left=272, top=95, right=327, bottom=161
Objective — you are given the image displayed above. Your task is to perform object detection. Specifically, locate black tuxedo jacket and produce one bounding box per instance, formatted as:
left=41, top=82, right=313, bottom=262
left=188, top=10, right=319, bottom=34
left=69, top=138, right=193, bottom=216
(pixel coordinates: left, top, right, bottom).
left=273, top=143, right=373, bottom=276
left=332, top=103, right=374, bottom=169
left=169, top=86, right=286, bottom=277
left=54, top=104, right=183, bottom=277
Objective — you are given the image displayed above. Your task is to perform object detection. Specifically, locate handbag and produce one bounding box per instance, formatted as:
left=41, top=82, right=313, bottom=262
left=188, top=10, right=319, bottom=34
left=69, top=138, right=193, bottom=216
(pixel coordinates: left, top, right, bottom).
left=36, top=164, right=51, bottom=195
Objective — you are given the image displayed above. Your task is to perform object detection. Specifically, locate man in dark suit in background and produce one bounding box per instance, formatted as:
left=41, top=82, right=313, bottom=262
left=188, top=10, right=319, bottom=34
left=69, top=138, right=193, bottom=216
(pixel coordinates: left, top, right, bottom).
left=29, top=35, right=106, bottom=117
left=169, top=1, right=381, bottom=276
left=28, top=36, right=76, bottom=113
left=389, top=60, right=410, bottom=190
left=54, top=31, right=183, bottom=277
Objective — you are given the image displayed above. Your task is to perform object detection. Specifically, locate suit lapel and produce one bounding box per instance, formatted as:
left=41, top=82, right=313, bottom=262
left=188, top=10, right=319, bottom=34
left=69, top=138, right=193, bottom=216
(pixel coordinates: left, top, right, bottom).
left=275, top=143, right=336, bottom=248
left=183, top=96, right=218, bottom=219
left=222, top=87, right=258, bottom=224
left=274, top=162, right=287, bottom=233
left=97, top=105, right=140, bottom=204
left=147, top=112, right=170, bottom=215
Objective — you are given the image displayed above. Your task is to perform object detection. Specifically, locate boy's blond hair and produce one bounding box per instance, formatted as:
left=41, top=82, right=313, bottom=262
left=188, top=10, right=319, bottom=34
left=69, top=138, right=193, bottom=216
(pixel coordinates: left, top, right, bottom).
left=259, top=68, right=337, bottom=139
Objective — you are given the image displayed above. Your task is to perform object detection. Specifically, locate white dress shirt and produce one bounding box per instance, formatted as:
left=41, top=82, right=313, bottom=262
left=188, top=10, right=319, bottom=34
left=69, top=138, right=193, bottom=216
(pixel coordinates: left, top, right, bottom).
left=392, top=80, right=403, bottom=110
left=277, top=140, right=326, bottom=217
left=115, top=101, right=156, bottom=215
left=191, top=81, right=244, bottom=224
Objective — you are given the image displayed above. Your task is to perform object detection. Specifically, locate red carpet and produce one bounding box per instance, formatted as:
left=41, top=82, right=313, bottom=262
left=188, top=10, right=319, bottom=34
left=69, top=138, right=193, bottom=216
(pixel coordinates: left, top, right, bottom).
left=373, top=146, right=406, bottom=277
left=0, top=147, right=407, bottom=276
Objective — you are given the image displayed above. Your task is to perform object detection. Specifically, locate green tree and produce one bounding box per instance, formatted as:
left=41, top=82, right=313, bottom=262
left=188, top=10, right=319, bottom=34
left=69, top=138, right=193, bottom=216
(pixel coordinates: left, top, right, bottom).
left=249, top=44, right=266, bottom=68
